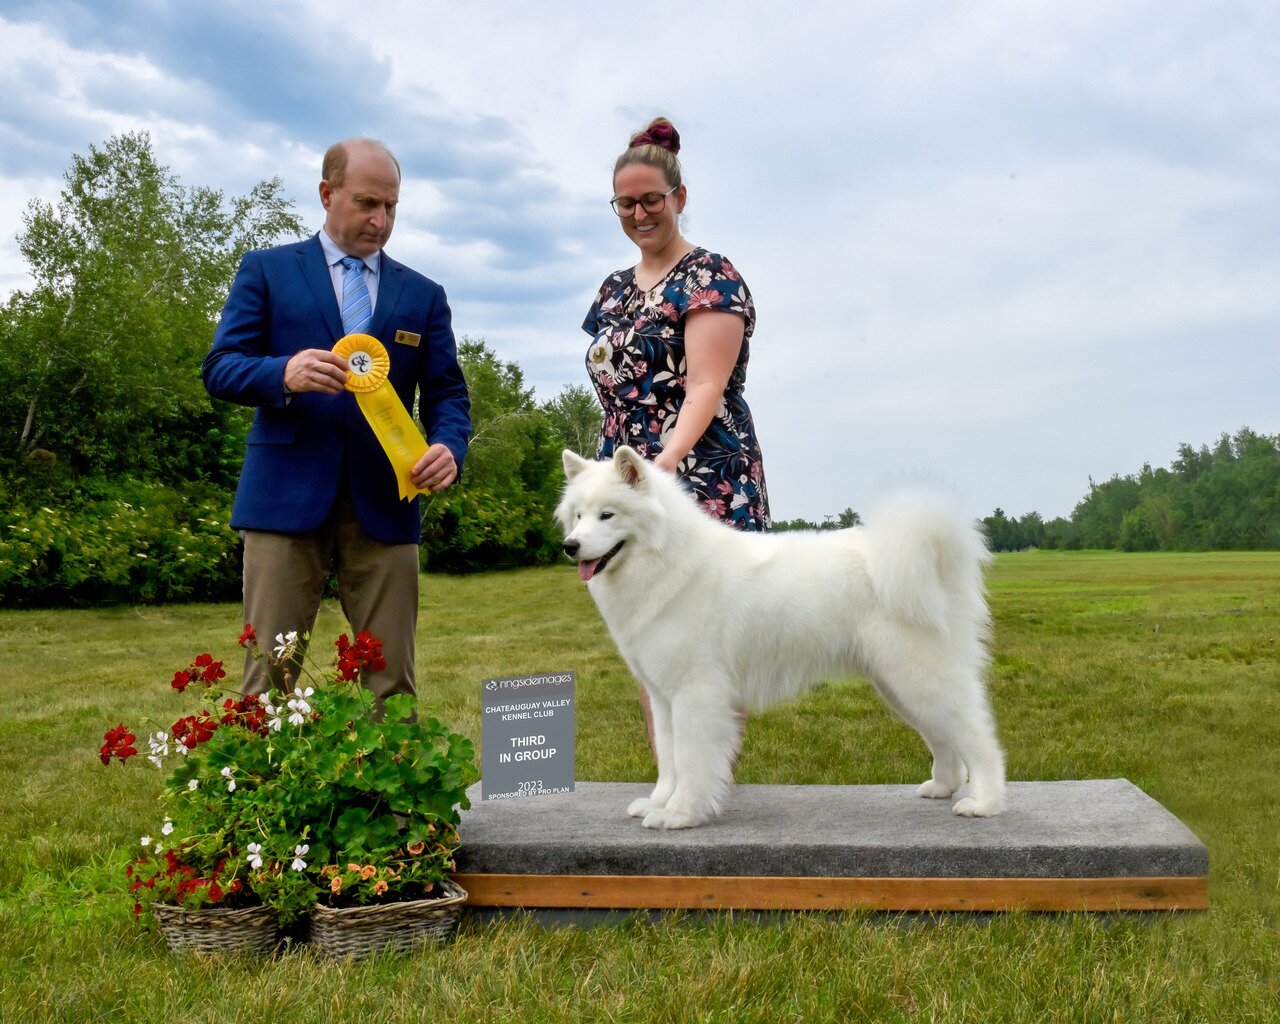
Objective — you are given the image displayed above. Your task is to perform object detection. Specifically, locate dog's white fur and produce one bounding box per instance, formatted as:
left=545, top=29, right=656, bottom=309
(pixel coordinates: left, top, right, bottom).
left=557, top=446, right=1006, bottom=830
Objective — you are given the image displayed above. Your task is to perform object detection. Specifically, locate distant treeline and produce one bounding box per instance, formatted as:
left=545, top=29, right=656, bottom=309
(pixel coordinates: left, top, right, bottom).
left=776, top=429, right=1279, bottom=553
left=981, top=427, right=1280, bottom=552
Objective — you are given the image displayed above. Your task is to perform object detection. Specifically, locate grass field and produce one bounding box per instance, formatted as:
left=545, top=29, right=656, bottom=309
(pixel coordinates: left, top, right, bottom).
left=0, top=551, right=1277, bottom=1022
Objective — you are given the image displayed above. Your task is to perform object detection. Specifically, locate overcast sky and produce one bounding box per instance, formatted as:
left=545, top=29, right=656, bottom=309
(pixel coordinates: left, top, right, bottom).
left=2, top=1, right=1276, bottom=521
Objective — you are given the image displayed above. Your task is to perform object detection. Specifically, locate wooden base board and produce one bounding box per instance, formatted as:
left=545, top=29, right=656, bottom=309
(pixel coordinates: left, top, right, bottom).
left=453, top=872, right=1208, bottom=912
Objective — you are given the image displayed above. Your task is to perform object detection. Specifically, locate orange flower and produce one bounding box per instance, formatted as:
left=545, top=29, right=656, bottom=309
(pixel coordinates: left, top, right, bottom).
left=406, top=841, right=425, bottom=856
left=360, top=865, right=377, bottom=880
left=330, top=876, right=343, bottom=893
left=373, top=880, right=388, bottom=895
left=347, top=863, right=361, bottom=873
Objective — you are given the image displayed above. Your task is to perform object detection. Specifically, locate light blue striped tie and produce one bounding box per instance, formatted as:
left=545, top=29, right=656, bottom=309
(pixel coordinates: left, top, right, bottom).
left=339, top=256, right=373, bottom=335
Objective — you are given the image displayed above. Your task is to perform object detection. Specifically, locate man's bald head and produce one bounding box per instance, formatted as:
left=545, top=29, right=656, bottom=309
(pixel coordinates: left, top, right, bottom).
left=321, top=138, right=402, bottom=190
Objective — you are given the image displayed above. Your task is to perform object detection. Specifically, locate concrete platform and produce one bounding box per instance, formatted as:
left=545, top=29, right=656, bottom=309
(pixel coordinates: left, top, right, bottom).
left=453, top=780, right=1208, bottom=912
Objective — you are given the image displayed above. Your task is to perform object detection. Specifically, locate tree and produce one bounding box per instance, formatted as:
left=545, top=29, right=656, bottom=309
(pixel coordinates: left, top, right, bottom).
left=0, top=132, right=303, bottom=479
left=541, top=383, right=602, bottom=459
left=419, top=338, right=565, bottom=571
left=835, top=506, right=862, bottom=529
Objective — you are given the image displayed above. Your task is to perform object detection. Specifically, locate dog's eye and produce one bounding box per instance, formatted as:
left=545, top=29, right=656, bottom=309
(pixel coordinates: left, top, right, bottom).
left=600, top=512, right=614, bottom=521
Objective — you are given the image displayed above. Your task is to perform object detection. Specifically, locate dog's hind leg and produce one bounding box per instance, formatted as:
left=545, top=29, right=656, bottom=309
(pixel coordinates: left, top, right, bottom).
left=867, top=680, right=968, bottom=799
left=944, top=705, right=1005, bottom=817
left=641, top=684, right=737, bottom=830
left=628, top=687, right=676, bottom=818
left=874, top=669, right=1005, bottom=817
left=914, top=698, right=1004, bottom=817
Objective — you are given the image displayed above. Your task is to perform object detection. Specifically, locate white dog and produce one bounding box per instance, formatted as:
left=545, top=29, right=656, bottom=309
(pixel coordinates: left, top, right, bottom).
left=557, top=447, right=1006, bottom=830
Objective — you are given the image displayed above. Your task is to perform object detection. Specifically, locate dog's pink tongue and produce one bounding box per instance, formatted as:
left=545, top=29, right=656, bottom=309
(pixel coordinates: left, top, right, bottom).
left=577, top=559, right=600, bottom=582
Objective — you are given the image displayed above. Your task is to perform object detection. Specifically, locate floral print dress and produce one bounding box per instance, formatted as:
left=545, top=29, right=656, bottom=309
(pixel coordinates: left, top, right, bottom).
left=582, top=247, right=770, bottom=531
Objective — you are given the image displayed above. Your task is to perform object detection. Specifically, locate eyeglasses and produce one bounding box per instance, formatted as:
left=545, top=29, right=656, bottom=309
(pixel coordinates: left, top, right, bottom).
left=610, top=186, right=678, bottom=217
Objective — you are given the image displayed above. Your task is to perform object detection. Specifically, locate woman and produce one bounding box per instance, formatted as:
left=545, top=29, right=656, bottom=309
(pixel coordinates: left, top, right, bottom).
left=582, top=117, right=770, bottom=531
left=583, top=117, right=769, bottom=755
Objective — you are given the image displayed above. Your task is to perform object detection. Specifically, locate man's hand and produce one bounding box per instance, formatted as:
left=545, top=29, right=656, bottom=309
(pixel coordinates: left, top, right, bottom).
left=411, top=443, right=458, bottom=492
left=284, top=349, right=349, bottom=394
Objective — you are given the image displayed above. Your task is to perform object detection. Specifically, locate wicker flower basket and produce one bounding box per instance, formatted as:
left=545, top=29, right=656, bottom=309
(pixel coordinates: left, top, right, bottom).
left=309, top=879, right=468, bottom=959
left=151, top=903, right=280, bottom=955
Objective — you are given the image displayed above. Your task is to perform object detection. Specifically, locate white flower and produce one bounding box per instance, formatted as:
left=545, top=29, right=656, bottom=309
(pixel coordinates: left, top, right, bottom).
left=264, top=701, right=283, bottom=732
left=161, top=818, right=174, bottom=836
left=286, top=686, right=314, bottom=725
left=187, top=779, right=199, bottom=791
left=146, top=730, right=169, bottom=769
left=246, top=842, right=264, bottom=870
left=174, top=738, right=190, bottom=757
left=140, top=835, right=152, bottom=847
left=273, top=630, right=299, bottom=658
left=221, top=766, right=236, bottom=792
left=291, top=844, right=309, bottom=871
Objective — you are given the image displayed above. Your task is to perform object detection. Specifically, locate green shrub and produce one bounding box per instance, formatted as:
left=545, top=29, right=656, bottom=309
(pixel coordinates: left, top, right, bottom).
left=0, top=476, right=240, bottom=607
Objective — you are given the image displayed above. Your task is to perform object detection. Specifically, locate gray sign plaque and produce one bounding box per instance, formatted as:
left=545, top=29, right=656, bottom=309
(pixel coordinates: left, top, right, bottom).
left=481, top=671, right=575, bottom=800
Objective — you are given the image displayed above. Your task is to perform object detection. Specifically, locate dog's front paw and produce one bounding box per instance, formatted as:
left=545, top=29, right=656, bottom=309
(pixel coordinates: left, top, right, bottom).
left=641, top=806, right=707, bottom=830
left=952, top=796, right=1003, bottom=818
left=917, top=779, right=959, bottom=800
left=627, top=798, right=656, bottom=818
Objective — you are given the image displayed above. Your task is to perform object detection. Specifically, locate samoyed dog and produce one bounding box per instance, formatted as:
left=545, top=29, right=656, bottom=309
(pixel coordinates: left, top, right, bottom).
left=557, top=447, right=1006, bottom=830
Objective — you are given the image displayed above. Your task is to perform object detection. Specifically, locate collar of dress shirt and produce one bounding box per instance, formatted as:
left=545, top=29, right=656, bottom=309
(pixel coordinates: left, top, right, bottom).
left=318, top=228, right=382, bottom=276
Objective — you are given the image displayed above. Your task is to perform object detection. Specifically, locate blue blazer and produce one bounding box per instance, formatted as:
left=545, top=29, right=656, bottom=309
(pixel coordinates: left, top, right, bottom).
left=203, top=235, right=471, bottom=545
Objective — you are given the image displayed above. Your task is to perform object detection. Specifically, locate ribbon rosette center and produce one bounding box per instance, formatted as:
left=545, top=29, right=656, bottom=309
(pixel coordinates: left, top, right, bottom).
left=332, top=333, right=430, bottom=500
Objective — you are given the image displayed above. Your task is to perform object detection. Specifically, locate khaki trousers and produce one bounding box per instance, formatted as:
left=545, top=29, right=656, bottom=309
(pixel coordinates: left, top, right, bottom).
left=240, top=493, right=418, bottom=703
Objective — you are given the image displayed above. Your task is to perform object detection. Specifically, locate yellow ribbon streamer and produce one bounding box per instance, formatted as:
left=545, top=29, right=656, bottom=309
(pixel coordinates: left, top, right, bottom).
left=333, top=333, right=430, bottom=501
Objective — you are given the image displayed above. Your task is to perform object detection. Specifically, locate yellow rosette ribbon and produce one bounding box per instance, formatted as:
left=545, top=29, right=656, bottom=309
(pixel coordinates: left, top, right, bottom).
left=333, top=333, right=430, bottom=501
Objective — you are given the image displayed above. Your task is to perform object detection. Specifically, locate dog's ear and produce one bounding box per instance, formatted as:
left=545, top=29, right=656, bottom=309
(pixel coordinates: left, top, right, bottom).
left=562, top=450, right=591, bottom=480
left=613, top=446, right=646, bottom=488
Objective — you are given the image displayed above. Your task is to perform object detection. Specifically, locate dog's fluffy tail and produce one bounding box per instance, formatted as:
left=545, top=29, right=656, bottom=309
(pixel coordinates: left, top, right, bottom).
left=860, top=492, right=993, bottom=636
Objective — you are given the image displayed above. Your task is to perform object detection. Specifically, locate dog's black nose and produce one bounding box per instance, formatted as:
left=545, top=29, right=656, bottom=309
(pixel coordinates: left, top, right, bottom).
left=563, top=539, right=580, bottom=558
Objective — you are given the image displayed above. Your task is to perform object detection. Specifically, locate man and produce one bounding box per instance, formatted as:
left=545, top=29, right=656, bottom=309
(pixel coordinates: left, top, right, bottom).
left=203, top=137, right=470, bottom=701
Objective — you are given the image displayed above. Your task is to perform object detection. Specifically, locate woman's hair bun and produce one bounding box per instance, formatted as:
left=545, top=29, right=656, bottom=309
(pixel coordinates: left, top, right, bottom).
left=628, top=118, right=681, bottom=155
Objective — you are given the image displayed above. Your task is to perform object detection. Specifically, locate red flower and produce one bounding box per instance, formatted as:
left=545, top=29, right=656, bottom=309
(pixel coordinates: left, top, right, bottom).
left=192, top=653, right=225, bottom=685
left=688, top=288, right=722, bottom=310
left=132, top=902, right=143, bottom=917
left=170, top=669, right=194, bottom=693
left=237, top=624, right=256, bottom=648
left=99, top=723, right=138, bottom=765
left=171, top=712, right=218, bottom=751
left=223, top=694, right=268, bottom=735
left=335, top=631, right=387, bottom=681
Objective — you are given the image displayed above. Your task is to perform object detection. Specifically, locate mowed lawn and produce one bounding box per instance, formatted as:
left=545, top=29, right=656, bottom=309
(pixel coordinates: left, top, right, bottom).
left=0, top=551, right=1276, bottom=1022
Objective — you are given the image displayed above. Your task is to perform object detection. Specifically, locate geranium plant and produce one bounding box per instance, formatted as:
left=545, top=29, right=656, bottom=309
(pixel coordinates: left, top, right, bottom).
left=102, top=627, right=478, bottom=926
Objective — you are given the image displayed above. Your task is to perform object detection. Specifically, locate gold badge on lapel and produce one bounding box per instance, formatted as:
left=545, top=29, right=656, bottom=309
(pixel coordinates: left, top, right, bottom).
left=395, top=330, right=421, bottom=347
